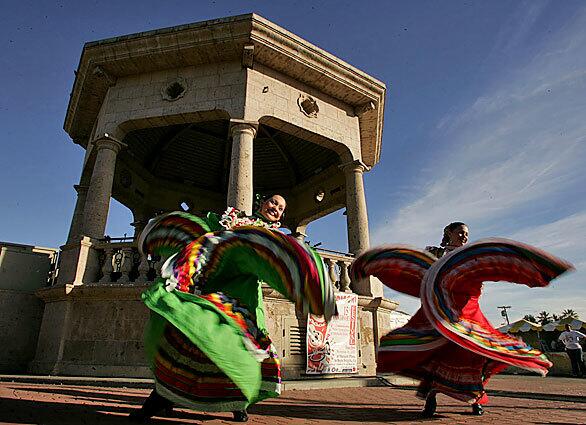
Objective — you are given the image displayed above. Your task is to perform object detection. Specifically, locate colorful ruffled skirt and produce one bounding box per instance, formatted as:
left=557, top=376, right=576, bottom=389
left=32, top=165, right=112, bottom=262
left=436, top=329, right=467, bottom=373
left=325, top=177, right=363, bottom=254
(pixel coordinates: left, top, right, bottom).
left=138, top=213, right=336, bottom=411
left=351, top=239, right=574, bottom=404
left=143, top=281, right=280, bottom=411
left=377, top=308, right=508, bottom=403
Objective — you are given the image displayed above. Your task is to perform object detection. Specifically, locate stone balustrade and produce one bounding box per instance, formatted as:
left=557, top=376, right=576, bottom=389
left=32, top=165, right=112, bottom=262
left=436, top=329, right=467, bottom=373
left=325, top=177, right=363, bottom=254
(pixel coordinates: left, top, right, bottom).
left=71, top=238, right=355, bottom=293
left=94, top=240, right=161, bottom=284
left=315, top=248, right=354, bottom=292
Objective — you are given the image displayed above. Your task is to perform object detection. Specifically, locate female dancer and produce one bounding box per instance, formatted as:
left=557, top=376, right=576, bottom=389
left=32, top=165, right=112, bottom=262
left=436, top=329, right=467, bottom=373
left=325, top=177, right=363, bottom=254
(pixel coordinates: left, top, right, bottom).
left=351, top=222, right=572, bottom=417
left=425, top=221, right=468, bottom=259
left=130, top=195, right=335, bottom=422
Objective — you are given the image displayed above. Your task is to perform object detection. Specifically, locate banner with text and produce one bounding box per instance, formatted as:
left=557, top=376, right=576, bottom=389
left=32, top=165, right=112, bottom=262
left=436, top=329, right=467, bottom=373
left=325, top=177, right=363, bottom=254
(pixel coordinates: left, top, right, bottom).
left=306, top=292, right=358, bottom=374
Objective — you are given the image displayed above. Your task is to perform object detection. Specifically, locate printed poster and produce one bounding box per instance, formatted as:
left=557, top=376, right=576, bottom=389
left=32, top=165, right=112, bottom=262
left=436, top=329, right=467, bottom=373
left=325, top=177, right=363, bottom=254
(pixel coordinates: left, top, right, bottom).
left=306, top=293, right=358, bottom=374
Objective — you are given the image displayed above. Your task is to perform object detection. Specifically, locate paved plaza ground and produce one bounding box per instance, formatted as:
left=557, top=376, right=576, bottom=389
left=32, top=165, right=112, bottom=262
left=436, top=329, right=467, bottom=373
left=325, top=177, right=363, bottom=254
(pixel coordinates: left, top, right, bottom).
left=1, top=375, right=585, bottom=425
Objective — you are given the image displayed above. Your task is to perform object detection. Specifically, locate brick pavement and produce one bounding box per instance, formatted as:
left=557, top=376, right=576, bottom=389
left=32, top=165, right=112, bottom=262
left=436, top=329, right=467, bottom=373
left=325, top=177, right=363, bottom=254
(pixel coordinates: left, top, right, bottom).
left=0, top=376, right=584, bottom=425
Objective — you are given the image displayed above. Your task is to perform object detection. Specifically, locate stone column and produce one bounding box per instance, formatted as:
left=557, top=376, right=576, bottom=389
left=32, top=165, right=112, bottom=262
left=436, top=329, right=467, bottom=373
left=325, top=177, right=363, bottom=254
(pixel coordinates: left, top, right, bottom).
left=66, top=184, right=89, bottom=244
left=291, top=223, right=308, bottom=242
left=341, top=160, right=370, bottom=255
left=227, top=120, right=258, bottom=215
left=341, top=160, right=383, bottom=297
left=82, top=135, right=125, bottom=239
left=131, top=210, right=151, bottom=239
left=131, top=220, right=147, bottom=239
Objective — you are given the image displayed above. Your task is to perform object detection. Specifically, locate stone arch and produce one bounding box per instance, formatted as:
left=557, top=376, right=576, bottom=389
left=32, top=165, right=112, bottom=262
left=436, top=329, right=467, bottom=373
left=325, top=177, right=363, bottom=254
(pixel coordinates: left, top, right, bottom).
left=258, top=115, right=356, bottom=164
left=95, top=109, right=233, bottom=145
left=296, top=202, right=346, bottom=229
left=116, top=110, right=232, bottom=139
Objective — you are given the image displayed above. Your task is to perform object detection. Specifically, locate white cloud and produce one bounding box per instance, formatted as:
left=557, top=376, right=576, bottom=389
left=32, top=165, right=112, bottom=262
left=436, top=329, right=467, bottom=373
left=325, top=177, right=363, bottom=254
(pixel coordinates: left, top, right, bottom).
left=377, top=4, right=586, bottom=324
left=488, top=0, right=550, bottom=58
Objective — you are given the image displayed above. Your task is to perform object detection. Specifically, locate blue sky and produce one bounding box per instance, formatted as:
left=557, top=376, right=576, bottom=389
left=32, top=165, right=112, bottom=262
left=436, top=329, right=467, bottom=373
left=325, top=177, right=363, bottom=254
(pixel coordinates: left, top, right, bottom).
left=1, top=1, right=584, bottom=324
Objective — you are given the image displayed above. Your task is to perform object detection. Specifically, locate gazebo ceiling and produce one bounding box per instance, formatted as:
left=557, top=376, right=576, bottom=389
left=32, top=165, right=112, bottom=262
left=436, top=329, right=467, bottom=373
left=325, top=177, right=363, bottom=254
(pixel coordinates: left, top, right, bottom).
left=121, top=120, right=341, bottom=192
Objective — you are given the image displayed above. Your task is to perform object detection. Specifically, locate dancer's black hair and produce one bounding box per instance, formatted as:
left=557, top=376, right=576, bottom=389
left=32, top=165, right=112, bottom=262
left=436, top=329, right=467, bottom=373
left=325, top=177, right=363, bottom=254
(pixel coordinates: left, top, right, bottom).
left=440, top=221, right=467, bottom=247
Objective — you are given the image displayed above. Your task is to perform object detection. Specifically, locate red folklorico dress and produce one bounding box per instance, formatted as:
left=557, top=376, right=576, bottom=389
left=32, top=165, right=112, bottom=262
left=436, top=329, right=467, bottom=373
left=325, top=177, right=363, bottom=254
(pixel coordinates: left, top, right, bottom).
left=350, top=239, right=573, bottom=404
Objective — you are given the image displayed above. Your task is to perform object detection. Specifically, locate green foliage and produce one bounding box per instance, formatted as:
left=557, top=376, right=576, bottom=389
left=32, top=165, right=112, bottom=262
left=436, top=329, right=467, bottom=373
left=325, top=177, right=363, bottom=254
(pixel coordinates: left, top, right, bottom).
left=537, top=311, right=552, bottom=325
left=523, top=309, right=580, bottom=325
left=561, top=309, right=579, bottom=319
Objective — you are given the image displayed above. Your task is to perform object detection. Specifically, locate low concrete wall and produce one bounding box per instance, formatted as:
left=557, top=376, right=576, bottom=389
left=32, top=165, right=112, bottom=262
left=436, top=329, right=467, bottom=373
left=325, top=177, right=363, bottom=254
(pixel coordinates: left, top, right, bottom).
left=0, top=290, right=44, bottom=372
left=502, top=352, right=575, bottom=377
left=0, top=243, right=57, bottom=372
left=547, top=352, right=575, bottom=376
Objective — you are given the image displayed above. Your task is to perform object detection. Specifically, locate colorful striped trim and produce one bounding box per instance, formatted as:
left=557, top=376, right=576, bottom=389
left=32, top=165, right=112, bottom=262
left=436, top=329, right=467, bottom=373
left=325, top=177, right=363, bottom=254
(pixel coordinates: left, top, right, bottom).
left=156, top=381, right=249, bottom=412
left=421, top=238, right=574, bottom=374
left=350, top=245, right=436, bottom=281
left=166, top=226, right=336, bottom=321
left=380, top=327, right=447, bottom=351
left=152, top=323, right=281, bottom=411
left=139, top=212, right=210, bottom=257
left=350, top=246, right=436, bottom=297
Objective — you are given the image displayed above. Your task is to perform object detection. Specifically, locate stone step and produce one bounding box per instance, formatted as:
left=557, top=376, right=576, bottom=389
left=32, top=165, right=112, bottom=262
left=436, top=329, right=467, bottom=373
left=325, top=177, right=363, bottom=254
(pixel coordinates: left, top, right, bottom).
left=0, top=373, right=417, bottom=390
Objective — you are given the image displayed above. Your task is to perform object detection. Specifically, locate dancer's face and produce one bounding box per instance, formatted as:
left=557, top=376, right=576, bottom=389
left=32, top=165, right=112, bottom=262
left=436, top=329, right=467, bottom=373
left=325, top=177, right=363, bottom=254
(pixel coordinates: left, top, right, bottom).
left=259, top=195, right=286, bottom=222
left=448, top=224, right=469, bottom=247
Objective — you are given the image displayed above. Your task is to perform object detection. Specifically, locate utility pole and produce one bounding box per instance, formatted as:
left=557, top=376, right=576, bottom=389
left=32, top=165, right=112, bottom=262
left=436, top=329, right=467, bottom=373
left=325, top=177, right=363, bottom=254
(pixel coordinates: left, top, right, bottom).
left=498, top=306, right=512, bottom=325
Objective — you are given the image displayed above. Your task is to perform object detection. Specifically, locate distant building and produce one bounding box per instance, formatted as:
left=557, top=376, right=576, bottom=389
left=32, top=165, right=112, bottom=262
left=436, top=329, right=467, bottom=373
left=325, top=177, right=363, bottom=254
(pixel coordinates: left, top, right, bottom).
left=388, top=310, right=411, bottom=331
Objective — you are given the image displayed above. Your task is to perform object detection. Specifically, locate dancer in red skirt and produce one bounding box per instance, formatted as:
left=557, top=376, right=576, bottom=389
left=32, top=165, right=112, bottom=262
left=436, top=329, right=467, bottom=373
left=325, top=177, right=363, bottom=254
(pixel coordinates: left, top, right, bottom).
left=350, top=222, right=573, bottom=417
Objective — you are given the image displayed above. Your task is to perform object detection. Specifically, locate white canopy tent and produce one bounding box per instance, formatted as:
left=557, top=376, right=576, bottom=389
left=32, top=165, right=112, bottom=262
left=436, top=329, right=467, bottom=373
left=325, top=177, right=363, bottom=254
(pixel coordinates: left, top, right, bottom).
left=498, top=319, right=542, bottom=334
left=542, top=317, right=586, bottom=332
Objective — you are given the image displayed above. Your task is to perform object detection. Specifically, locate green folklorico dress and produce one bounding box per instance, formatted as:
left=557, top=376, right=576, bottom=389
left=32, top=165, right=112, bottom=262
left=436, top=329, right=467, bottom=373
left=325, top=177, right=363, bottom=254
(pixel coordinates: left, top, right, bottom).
left=139, top=209, right=336, bottom=411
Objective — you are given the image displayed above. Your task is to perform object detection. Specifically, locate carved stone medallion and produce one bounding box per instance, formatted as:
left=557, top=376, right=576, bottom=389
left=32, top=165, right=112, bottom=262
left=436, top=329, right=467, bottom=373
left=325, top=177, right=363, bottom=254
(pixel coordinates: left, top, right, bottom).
left=298, top=94, right=319, bottom=118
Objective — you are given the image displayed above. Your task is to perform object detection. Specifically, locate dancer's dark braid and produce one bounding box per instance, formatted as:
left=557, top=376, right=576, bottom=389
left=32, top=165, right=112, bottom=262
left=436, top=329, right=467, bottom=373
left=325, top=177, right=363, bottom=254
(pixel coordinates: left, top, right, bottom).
left=440, top=221, right=467, bottom=247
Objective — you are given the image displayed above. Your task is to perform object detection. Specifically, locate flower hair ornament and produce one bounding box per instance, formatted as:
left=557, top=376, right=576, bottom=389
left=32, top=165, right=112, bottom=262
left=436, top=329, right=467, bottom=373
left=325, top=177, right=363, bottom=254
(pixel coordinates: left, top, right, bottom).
left=219, top=207, right=281, bottom=230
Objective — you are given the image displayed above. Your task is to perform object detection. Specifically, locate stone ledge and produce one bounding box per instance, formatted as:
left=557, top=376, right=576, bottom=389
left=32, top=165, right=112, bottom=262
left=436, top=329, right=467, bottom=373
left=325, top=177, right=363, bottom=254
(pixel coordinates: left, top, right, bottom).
left=358, top=295, right=399, bottom=312
left=36, top=283, right=150, bottom=302
left=0, top=373, right=153, bottom=388
left=0, top=374, right=399, bottom=391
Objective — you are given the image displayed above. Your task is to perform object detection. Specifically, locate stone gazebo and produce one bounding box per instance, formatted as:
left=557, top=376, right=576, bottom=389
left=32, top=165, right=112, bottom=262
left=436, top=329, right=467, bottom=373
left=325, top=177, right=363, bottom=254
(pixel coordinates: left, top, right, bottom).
left=32, top=14, right=398, bottom=379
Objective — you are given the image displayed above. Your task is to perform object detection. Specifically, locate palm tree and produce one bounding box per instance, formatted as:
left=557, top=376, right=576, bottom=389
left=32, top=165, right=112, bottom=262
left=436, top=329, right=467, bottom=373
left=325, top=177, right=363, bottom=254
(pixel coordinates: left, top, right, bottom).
left=552, top=314, right=560, bottom=321
left=561, top=309, right=579, bottom=320
left=523, top=314, right=537, bottom=323
left=537, top=311, right=552, bottom=325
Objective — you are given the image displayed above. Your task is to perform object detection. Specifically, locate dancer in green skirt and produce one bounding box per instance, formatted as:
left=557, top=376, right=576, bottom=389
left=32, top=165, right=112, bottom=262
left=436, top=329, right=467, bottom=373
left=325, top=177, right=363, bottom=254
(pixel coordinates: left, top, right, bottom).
left=130, top=195, right=336, bottom=422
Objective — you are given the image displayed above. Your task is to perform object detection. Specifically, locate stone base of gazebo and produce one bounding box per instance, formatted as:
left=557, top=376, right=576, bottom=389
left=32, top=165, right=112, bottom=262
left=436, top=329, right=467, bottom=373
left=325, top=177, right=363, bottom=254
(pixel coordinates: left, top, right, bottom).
left=30, top=282, right=398, bottom=379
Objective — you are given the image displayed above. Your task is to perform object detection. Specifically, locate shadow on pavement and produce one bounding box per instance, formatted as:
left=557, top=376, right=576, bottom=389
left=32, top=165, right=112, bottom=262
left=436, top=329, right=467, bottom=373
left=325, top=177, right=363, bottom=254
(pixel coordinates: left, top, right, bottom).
left=534, top=423, right=585, bottom=425
left=487, top=391, right=586, bottom=404
left=0, top=397, right=226, bottom=425
left=2, top=385, right=147, bottom=404
left=267, top=395, right=416, bottom=407
left=484, top=403, right=586, bottom=412
left=249, top=402, right=426, bottom=422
